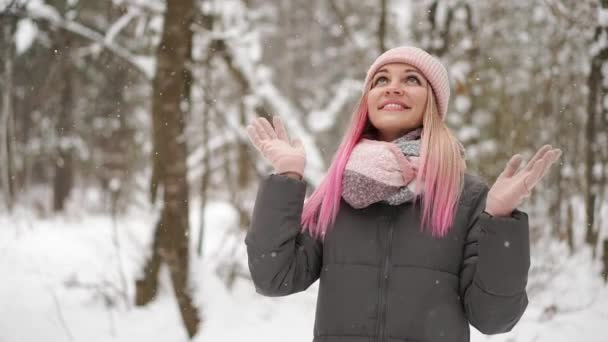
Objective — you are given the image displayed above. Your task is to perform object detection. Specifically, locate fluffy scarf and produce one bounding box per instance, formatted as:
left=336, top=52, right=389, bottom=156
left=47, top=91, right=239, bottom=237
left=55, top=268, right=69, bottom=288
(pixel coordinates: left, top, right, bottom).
left=342, top=128, right=423, bottom=209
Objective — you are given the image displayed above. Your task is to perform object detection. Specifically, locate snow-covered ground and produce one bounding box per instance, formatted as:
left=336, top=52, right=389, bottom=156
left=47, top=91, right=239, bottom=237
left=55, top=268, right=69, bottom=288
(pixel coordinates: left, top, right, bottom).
left=0, top=198, right=606, bottom=342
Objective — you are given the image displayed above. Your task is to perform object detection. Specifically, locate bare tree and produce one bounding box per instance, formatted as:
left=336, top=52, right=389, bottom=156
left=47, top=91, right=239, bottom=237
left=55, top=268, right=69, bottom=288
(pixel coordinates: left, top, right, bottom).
left=378, top=0, right=387, bottom=53
left=0, top=3, right=18, bottom=212
left=585, top=0, right=608, bottom=255
left=135, top=0, right=200, bottom=337
left=51, top=39, right=75, bottom=212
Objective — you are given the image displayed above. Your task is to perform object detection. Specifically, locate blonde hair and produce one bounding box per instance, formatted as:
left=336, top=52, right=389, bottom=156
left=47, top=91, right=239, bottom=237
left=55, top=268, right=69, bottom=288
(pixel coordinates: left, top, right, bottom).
left=415, top=84, right=466, bottom=237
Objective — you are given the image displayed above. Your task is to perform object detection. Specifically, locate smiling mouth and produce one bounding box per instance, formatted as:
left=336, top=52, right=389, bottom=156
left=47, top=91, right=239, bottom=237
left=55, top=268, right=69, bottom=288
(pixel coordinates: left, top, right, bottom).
left=380, top=103, right=411, bottom=111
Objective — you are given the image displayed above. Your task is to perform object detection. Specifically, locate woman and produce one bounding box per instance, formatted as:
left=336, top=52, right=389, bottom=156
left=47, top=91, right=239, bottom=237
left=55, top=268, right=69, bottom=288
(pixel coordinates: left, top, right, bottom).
left=244, top=46, right=561, bottom=342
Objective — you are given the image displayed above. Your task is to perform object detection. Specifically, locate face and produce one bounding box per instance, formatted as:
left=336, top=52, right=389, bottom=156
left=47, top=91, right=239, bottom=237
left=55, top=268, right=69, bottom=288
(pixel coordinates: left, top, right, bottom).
left=367, top=63, right=429, bottom=141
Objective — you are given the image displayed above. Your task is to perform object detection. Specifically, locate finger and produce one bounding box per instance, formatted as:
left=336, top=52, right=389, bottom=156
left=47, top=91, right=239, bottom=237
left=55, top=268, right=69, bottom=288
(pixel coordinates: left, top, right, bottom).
left=539, top=149, right=562, bottom=179
left=273, top=116, right=290, bottom=142
left=552, top=149, right=563, bottom=163
left=501, top=154, right=523, bottom=178
left=246, top=125, right=262, bottom=149
left=258, top=117, right=278, bottom=140
left=247, top=125, right=264, bottom=153
left=525, top=157, right=547, bottom=189
left=524, top=144, right=552, bottom=173
left=253, top=118, right=271, bottom=140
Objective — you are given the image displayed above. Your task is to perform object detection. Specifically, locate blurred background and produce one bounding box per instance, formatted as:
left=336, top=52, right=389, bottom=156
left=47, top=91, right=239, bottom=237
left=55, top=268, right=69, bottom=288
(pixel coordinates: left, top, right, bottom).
left=0, top=0, right=606, bottom=341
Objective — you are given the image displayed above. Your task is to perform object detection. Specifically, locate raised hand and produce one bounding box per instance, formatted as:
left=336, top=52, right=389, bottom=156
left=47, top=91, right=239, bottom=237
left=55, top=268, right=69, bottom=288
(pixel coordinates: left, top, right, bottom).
left=485, top=144, right=562, bottom=217
left=246, top=116, right=306, bottom=178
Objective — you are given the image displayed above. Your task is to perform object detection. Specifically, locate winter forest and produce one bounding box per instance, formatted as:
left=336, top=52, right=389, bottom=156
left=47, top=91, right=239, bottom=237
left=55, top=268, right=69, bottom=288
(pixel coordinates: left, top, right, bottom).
left=0, top=0, right=607, bottom=341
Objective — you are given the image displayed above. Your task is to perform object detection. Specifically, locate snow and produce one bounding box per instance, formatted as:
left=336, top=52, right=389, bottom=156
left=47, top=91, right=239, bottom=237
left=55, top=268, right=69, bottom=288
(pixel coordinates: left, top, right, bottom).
left=2, top=0, right=608, bottom=340
left=196, top=0, right=327, bottom=185
left=25, top=0, right=61, bottom=22
left=457, top=125, right=480, bottom=142
left=454, top=95, right=472, bottom=113
left=599, top=7, right=608, bottom=27
left=307, top=79, right=361, bottom=132
left=255, top=78, right=327, bottom=185
left=478, top=140, right=497, bottom=155
left=591, top=29, right=608, bottom=58
left=1, top=191, right=607, bottom=342
left=128, top=55, right=154, bottom=80
left=21, top=0, right=156, bottom=79
left=449, top=60, right=472, bottom=85
left=104, top=9, right=140, bottom=46
left=0, top=197, right=317, bottom=342
left=15, top=18, right=38, bottom=55
left=434, top=1, right=449, bottom=32
left=390, top=0, right=413, bottom=43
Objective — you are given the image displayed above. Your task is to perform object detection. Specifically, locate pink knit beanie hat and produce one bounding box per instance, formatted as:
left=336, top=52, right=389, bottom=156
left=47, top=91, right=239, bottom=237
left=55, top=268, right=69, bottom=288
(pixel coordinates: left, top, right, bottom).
left=363, top=46, right=450, bottom=119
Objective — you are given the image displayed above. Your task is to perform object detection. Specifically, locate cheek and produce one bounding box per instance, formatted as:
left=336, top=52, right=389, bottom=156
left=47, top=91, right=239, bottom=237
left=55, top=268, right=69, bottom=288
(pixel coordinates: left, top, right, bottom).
left=412, top=90, right=428, bottom=108
left=366, top=90, right=381, bottom=115
left=367, top=89, right=380, bottom=105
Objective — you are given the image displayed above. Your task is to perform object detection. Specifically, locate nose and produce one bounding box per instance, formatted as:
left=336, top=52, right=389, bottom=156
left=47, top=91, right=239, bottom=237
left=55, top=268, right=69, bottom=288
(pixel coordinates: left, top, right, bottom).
left=384, top=86, right=404, bottom=96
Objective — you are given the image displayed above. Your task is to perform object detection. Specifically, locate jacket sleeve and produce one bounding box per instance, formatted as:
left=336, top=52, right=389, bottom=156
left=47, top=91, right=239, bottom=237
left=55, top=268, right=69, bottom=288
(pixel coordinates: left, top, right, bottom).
left=459, top=182, right=530, bottom=334
left=245, top=174, right=323, bottom=297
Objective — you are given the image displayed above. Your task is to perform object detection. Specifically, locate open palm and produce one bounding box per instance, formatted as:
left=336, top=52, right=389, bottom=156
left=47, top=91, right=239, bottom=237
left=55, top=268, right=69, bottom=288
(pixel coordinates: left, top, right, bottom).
left=246, top=116, right=306, bottom=177
left=485, top=144, right=562, bottom=217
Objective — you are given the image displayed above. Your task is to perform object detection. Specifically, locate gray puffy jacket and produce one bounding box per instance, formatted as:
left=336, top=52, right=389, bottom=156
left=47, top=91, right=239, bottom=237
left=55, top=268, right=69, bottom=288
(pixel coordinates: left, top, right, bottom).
left=245, top=173, right=530, bottom=342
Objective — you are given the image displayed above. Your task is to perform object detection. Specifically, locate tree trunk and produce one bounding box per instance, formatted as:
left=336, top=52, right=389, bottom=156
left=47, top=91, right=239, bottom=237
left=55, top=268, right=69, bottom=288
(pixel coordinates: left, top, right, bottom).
left=135, top=0, right=200, bottom=337
left=584, top=52, right=598, bottom=249
left=378, top=0, right=387, bottom=53
left=237, top=100, right=251, bottom=230
left=566, top=201, right=574, bottom=254
left=584, top=0, right=608, bottom=252
left=425, top=0, right=454, bottom=56
left=603, top=239, right=608, bottom=283
left=52, top=34, right=74, bottom=212
left=550, top=162, right=563, bottom=239
left=0, top=10, right=17, bottom=212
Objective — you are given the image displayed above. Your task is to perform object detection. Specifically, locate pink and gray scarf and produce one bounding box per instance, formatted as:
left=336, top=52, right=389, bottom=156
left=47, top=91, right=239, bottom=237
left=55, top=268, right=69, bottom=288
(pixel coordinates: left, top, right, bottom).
left=342, top=128, right=423, bottom=209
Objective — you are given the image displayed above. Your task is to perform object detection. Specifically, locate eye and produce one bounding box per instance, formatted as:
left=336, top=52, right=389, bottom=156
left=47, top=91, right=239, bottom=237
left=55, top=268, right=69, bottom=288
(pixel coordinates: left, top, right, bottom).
left=373, top=76, right=389, bottom=87
left=405, top=75, right=421, bottom=85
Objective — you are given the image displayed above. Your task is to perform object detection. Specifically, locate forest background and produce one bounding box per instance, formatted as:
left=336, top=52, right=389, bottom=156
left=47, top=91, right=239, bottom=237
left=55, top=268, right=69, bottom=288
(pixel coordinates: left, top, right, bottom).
left=0, top=0, right=606, bottom=341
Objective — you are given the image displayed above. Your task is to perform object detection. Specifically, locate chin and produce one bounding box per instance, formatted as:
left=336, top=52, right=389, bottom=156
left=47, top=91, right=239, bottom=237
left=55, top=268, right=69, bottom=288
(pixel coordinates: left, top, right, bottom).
left=373, top=119, right=412, bottom=131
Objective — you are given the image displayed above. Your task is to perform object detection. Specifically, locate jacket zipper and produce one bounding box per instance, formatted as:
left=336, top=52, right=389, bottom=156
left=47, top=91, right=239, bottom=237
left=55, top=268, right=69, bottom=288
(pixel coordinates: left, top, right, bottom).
left=376, top=216, right=394, bottom=342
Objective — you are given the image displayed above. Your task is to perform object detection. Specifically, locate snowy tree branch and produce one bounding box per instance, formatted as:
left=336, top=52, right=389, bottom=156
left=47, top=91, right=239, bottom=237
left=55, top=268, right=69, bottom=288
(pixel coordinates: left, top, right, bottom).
left=12, top=4, right=155, bottom=79
left=104, top=8, right=140, bottom=46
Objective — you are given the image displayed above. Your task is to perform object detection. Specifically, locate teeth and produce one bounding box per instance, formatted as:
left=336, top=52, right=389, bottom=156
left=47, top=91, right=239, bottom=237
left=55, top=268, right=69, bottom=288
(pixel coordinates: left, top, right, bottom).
left=383, top=103, right=406, bottom=110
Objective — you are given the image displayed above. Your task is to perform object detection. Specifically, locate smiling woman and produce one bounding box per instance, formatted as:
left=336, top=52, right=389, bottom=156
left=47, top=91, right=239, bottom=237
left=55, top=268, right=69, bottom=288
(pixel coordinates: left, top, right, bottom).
left=366, top=64, right=429, bottom=142
left=244, top=46, right=562, bottom=342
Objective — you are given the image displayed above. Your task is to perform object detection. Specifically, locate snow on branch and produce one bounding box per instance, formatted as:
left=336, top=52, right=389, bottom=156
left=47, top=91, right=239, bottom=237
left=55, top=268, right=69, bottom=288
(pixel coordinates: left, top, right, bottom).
left=15, top=1, right=155, bottom=79
left=104, top=8, right=140, bottom=46
left=254, top=78, right=327, bottom=184
left=0, top=0, right=15, bottom=12
left=113, top=0, right=165, bottom=15
left=307, top=79, right=361, bottom=133
left=213, top=0, right=329, bottom=185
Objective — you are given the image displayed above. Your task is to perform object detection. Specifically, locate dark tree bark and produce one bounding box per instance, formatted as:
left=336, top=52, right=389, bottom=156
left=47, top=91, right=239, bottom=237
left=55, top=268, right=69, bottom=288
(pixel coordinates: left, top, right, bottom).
left=135, top=0, right=200, bottom=337
left=426, top=0, right=454, bottom=56
left=378, top=0, right=387, bottom=53
left=603, top=239, right=608, bottom=283
left=0, top=7, right=17, bottom=212
left=584, top=0, right=608, bottom=253
left=566, top=202, right=574, bottom=254
left=42, top=0, right=76, bottom=212
left=51, top=33, right=74, bottom=212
